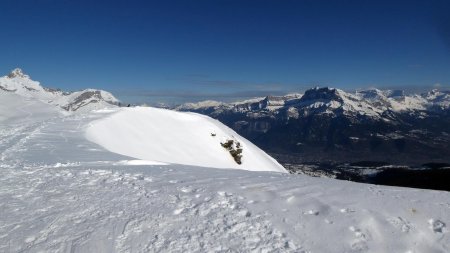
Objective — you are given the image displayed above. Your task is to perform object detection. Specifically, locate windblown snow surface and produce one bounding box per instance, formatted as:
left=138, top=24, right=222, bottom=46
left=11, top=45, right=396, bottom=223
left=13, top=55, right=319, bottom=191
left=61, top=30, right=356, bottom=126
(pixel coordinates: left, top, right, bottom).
left=1, top=92, right=449, bottom=253
left=85, top=107, right=285, bottom=172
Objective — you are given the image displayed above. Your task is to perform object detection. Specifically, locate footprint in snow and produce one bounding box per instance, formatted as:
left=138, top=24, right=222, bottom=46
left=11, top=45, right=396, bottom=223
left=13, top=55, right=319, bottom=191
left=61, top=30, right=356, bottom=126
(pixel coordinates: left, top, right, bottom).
left=349, top=226, right=369, bottom=240
left=25, top=236, right=36, bottom=243
left=349, top=226, right=369, bottom=251
left=217, top=191, right=232, bottom=197
left=388, top=217, right=412, bottom=233
left=303, top=210, right=319, bottom=216
left=324, top=219, right=334, bottom=224
left=340, top=208, right=355, bottom=213
left=286, top=195, right=295, bottom=203
left=179, top=187, right=192, bottom=193
left=238, top=209, right=251, bottom=217
left=429, top=219, right=446, bottom=233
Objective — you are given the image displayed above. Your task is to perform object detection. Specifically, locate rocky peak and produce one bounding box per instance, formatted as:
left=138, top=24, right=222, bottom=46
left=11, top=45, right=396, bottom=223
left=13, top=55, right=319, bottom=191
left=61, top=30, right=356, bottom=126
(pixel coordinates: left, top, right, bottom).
left=300, top=87, right=343, bottom=102
left=7, top=68, right=30, bottom=79
left=260, top=95, right=286, bottom=107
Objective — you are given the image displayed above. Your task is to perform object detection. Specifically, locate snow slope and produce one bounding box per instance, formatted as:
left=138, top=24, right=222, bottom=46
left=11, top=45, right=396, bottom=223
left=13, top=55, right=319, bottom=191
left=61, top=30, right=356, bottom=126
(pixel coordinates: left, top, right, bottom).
left=0, top=90, right=63, bottom=123
left=0, top=85, right=449, bottom=252
left=2, top=164, right=449, bottom=253
left=86, top=107, right=286, bottom=172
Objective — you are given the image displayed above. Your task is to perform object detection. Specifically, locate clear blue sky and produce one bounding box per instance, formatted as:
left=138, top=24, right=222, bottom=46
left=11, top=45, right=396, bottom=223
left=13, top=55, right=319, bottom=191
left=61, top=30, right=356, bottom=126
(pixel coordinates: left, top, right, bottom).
left=1, top=0, right=449, bottom=104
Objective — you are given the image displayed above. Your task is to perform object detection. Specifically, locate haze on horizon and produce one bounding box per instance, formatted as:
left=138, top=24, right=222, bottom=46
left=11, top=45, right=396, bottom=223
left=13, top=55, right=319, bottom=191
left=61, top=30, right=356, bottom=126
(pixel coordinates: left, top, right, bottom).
left=1, top=0, right=449, bottom=104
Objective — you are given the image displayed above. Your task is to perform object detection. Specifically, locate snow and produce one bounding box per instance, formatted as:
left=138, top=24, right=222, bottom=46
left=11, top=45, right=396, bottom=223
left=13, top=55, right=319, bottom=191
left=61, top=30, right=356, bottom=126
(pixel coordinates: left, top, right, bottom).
left=231, top=97, right=266, bottom=105
left=425, top=90, right=450, bottom=108
left=113, top=159, right=168, bottom=166
left=176, top=100, right=225, bottom=110
left=0, top=69, right=58, bottom=100
left=0, top=81, right=450, bottom=252
left=0, top=90, right=63, bottom=123
left=177, top=87, right=450, bottom=121
left=1, top=164, right=449, bottom=252
left=0, top=69, right=119, bottom=112
left=86, top=107, right=286, bottom=172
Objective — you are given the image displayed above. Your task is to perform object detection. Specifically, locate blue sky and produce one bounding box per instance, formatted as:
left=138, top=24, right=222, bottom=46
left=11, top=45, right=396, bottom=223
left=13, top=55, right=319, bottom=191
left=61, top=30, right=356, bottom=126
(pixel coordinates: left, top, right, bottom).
left=1, top=0, right=449, bottom=104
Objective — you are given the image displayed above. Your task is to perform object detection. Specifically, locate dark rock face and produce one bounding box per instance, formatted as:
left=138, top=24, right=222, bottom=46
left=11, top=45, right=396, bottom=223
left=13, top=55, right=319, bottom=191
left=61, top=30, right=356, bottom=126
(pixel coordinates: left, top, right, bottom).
left=62, top=91, right=103, bottom=111
left=177, top=87, right=450, bottom=165
left=7, top=68, right=29, bottom=79
left=0, top=86, right=16, bottom=92
left=300, top=87, right=342, bottom=103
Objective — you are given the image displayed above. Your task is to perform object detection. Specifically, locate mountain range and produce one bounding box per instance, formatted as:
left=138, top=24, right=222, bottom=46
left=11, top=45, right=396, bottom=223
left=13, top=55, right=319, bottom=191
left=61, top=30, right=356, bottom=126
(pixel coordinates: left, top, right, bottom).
left=176, top=87, right=450, bottom=165
left=2, top=68, right=448, bottom=166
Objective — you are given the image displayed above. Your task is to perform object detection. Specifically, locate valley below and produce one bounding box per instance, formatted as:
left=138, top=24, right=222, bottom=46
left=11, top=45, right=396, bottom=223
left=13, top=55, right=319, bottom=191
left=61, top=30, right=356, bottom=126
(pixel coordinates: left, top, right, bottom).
left=279, top=158, right=450, bottom=192
left=176, top=87, right=450, bottom=192
left=1, top=69, right=449, bottom=252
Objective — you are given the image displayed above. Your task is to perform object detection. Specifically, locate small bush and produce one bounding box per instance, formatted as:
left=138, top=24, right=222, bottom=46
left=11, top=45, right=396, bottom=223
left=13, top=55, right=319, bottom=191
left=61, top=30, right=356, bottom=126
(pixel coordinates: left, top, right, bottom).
left=230, top=148, right=243, bottom=164
left=221, top=139, right=243, bottom=165
left=221, top=140, right=234, bottom=149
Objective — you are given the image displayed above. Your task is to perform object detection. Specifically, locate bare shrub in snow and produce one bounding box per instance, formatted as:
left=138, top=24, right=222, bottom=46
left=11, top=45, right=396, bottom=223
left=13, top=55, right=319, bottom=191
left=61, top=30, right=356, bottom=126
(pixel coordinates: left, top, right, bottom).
left=221, top=139, right=243, bottom=164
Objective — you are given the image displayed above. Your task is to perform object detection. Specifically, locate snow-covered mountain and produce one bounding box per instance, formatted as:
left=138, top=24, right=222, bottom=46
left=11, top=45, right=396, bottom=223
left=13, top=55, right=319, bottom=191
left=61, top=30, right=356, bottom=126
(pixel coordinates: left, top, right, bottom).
left=177, top=87, right=448, bottom=120
left=0, top=68, right=120, bottom=112
left=424, top=89, right=450, bottom=109
left=1, top=75, right=449, bottom=252
left=176, top=87, right=450, bottom=165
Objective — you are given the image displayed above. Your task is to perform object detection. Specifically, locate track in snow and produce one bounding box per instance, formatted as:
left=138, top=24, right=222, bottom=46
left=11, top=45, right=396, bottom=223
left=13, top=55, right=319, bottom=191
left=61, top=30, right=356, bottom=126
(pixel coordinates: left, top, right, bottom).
left=0, top=105, right=449, bottom=252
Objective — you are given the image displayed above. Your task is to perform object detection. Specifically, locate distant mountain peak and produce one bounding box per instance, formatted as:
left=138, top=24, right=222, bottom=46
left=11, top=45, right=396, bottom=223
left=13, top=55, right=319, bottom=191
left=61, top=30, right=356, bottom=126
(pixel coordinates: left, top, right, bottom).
left=1, top=68, right=120, bottom=112
left=177, top=86, right=450, bottom=124
left=7, top=68, right=30, bottom=79
left=300, top=87, right=343, bottom=102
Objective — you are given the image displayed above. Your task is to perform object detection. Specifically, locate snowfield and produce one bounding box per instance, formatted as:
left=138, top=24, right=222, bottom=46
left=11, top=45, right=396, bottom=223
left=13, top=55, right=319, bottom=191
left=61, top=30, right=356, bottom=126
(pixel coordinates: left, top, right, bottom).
left=0, top=91, right=63, bottom=123
left=86, top=107, right=285, bottom=172
left=1, top=84, right=450, bottom=252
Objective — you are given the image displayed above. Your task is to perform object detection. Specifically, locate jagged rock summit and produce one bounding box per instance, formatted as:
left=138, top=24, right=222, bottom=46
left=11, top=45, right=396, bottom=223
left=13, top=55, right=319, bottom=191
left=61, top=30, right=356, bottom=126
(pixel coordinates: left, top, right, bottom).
left=0, top=68, right=119, bottom=112
left=7, top=68, right=30, bottom=79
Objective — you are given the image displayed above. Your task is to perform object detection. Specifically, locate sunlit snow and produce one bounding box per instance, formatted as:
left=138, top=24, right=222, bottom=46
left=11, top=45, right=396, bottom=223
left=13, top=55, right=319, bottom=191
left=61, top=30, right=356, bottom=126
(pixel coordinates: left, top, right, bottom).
left=0, top=72, right=449, bottom=252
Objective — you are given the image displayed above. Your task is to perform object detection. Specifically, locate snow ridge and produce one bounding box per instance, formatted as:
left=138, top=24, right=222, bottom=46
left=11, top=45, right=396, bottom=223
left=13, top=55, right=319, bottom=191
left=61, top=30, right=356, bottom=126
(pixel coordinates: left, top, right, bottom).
left=86, top=107, right=286, bottom=172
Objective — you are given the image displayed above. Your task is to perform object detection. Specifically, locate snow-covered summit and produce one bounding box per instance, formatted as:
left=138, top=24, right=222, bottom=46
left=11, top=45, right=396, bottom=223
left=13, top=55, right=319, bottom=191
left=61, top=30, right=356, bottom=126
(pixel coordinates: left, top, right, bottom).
left=1, top=68, right=48, bottom=96
left=176, top=100, right=226, bottom=110
left=7, top=68, right=30, bottom=79
left=424, top=89, right=450, bottom=109
left=293, top=87, right=382, bottom=118
left=0, top=68, right=120, bottom=111
left=234, top=94, right=303, bottom=112
left=291, top=87, right=445, bottom=114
